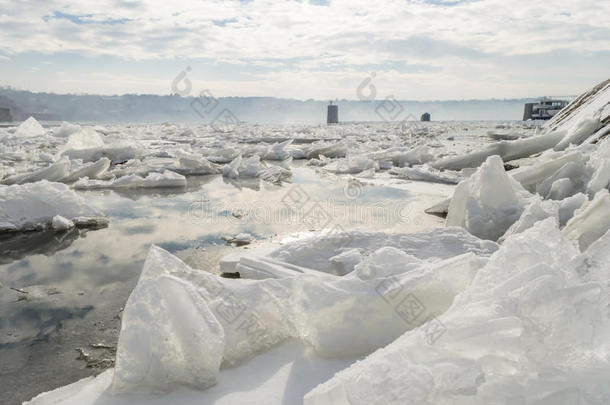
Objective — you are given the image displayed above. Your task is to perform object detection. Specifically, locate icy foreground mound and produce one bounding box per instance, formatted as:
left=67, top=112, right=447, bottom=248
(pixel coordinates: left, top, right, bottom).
left=0, top=180, right=107, bottom=232
left=111, top=229, right=495, bottom=394
left=26, top=219, right=610, bottom=404
left=305, top=219, right=610, bottom=404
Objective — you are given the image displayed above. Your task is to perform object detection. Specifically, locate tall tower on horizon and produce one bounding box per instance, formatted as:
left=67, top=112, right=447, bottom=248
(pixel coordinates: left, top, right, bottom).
left=327, top=101, right=338, bottom=124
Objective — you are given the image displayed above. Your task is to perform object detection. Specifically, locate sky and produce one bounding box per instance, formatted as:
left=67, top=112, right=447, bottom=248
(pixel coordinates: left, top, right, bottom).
left=0, top=0, right=608, bottom=100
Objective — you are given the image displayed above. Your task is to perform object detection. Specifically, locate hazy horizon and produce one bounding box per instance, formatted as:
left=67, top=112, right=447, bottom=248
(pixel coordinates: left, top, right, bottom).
left=0, top=84, right=544, bottom=103
left=0, top=86, right=538, bottom=123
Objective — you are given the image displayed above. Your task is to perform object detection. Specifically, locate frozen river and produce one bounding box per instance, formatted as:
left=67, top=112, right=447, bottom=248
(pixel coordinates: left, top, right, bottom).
left=0, top=117, right=569, bottom=404
left=0, top=147, right=463, bottom=404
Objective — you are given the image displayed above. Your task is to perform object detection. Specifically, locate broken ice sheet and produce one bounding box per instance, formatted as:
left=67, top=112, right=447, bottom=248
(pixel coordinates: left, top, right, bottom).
left=305, top=219, right=610, bottom=405
left=109, top=222, right=499, bottom=393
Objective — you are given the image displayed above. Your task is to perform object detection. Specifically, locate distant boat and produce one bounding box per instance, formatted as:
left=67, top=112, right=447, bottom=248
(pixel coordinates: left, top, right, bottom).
left=523, top=97, right=570, bottom=120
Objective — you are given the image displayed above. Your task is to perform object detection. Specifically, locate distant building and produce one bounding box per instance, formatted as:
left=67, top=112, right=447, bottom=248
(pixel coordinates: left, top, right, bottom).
left=523, top=98, right=569, bottom=120
left=0, top=108, right=12, bottom=122
left=421, top=112, right=430, bottom=122
left=327, top=101, right=339, bottom=124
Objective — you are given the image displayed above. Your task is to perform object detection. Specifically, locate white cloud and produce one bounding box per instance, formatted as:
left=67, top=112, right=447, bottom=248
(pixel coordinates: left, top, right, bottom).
left=0, top=0, right=608, bottom=98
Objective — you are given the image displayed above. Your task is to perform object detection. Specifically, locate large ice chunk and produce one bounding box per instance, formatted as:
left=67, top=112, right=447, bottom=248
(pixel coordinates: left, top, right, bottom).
left=113, top=246, right=295, bottom=385
left=111, top=247, right=225, bottom=393
left=431, top=130, right=565, bottom=170
left=222, top=154, right=264, bottom=178
left=109, top=221, right=502, bottom=393
left=498, top=197, right=558, bottom=243
left=0, top=180, right=106, bottom=232
left=562, top=189, right=610, bottom=250
left=294, top=252, right=488, bottom=357
left=221, top=154, right=241, bottom=178
left=2, top=157, right=110, bottom=185
left=263, top=139, right=293, bottom=161
left=14, top=116, right=45, bottom=138
left=585, top=136, right=610, bottom=195
left=62, top=127, right=105, bottom=151
left=170, top=150, right=218, bottom=175
left=545, top=78, right=610, bottom=138
left=1, top=157, right=71, bottom=185
left=446, top=155, right=530, bottom=240
left=553, top=117, right=601, bottom=151
left=305, top=220, right=609, bottom=405
left=534, top=161, right=590, bottom=200
left=63, top=158, right=111, bottom=183
left=556, top=192, right=588, bottom=226
left=511, top=151, right=588, bottom=193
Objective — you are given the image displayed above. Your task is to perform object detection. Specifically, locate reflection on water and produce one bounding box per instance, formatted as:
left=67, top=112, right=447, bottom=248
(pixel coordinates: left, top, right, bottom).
left=1, top=304, right=94, bottom=346
left=0, top=166, right=446, bottom=404
left=0, top=229, right=80, bottom=265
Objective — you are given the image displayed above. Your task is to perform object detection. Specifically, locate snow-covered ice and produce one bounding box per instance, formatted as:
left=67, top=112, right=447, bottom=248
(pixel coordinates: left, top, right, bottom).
left=0, top=180, right=107, bottom=232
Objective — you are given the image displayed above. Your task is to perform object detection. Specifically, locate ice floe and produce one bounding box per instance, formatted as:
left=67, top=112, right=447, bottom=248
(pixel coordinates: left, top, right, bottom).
left=0, top=180, right=107, bottom=233
left=73, top=170, right=186, bottom=189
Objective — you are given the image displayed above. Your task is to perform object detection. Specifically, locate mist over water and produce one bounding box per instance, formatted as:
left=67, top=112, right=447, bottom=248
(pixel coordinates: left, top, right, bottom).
left=0, top=87, right=532, bottom=124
